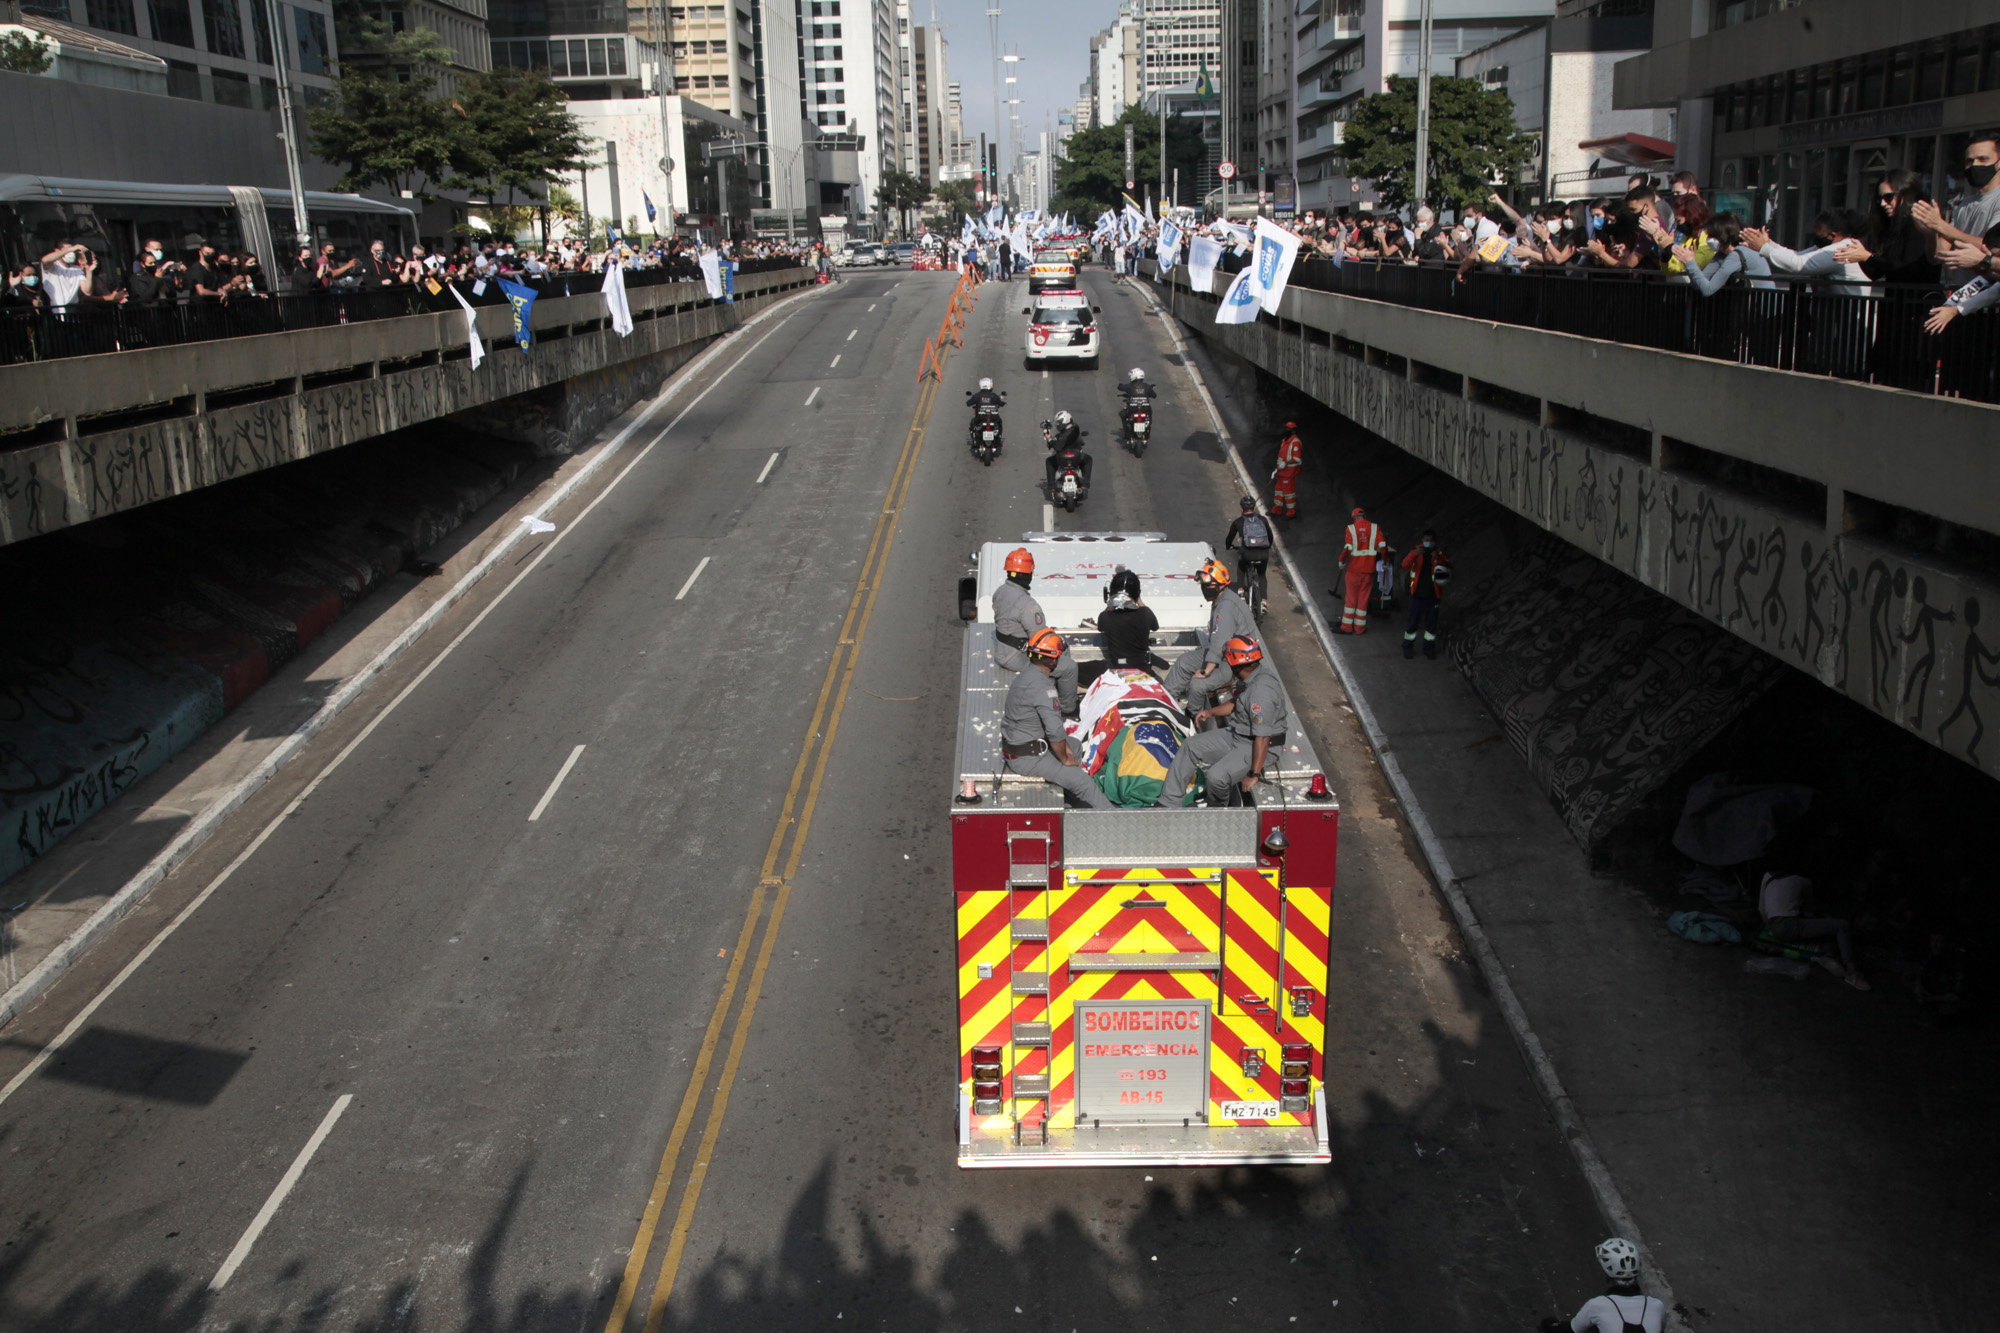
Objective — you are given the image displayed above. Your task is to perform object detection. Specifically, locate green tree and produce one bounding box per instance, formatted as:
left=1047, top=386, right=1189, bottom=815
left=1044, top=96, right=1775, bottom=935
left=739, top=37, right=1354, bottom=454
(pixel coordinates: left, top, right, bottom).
left=449, top=67, right=594, bottom=211
left=1051, top=104, right=1205, bottom=217
left=930, top=179, right=977, bottom=224
left=308, top=69, right=462, bottom=200
left=1337, top=74, right=1536, bottom=212
left=877, top=168, right=932, bottom=238
left=0, top=30, right=55, bottom=75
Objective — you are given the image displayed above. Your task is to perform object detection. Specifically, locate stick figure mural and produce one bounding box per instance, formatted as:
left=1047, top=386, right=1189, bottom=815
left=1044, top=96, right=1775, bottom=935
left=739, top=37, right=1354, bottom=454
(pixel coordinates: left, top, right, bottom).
left=1897, top=576, right=1956, bottom=731
left=1937, top=598, right=2000, bottom=764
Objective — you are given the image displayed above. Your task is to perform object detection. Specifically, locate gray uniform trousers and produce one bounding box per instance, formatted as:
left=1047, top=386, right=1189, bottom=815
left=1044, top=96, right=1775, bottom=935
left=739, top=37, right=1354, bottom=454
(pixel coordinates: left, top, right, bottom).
left=1007, top=749, right=1115, bottom=809
left=1156, top=729, right=1254, bottom=808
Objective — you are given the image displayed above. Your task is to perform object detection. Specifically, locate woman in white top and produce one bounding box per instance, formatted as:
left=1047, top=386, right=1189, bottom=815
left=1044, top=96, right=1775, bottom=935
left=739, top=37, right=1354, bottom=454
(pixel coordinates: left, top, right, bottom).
left=1742, top=207, right=1874, bottom=290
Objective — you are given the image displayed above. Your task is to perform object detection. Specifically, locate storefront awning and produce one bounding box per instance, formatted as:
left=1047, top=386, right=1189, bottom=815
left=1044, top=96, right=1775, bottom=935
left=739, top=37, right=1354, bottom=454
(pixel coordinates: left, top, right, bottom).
left=1576, top=133, right=1676, bottom=167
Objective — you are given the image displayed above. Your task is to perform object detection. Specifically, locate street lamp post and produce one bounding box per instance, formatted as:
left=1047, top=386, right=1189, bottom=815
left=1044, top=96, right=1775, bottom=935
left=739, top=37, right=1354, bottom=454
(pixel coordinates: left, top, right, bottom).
left=261, top=0, right=310, bottom=249
left=1413, top=0, right=1434, bottom=214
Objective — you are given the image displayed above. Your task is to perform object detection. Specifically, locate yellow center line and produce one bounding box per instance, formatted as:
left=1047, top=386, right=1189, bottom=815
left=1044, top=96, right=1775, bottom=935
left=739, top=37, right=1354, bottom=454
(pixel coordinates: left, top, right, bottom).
left=601, top=307, right=956, bottom=1333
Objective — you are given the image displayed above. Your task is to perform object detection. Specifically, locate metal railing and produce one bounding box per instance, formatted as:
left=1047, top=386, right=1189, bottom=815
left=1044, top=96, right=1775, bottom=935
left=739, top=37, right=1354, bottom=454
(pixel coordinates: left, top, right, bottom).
left=1211, top=253, right=2000, bottom=405
left=0, top=259, right=809, bottom=367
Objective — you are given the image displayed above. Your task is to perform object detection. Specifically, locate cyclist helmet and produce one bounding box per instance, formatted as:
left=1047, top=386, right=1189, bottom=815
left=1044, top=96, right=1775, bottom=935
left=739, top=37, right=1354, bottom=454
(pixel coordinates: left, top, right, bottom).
left=978, top=376, right=994, bottom=391
left=1222, top=635, right=1264, bottom=667
left=1003, top=547, right=1035, bottom=575
left=1284, top=421, right=1297, bottom=430
left=1595, top=1238, right=1641, bottom=1284
left=1129, top=367, right=1145, bottom=381
left=1054, top=409, right=1074, bottom=429
left=1240, top=496, right=1258, bottom=512
left=1108, top=568, right=1141, bottom=601
left=1196, top=558, right=1232, bottom=587
left=1025, top=627, right=1066, bottom=661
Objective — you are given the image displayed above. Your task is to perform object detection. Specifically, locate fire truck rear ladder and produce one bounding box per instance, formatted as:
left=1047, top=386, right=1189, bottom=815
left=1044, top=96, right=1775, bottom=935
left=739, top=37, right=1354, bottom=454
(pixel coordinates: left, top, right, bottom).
left=1007, top=830, right=1053, bottom=1145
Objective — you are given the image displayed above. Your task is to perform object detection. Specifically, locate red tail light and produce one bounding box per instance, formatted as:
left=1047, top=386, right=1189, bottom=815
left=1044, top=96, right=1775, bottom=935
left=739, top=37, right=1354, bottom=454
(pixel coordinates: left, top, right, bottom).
left=1306, top=772, right=1332, bottom=801
left=1280, top=1078, right=1310, bottom=1098
left=973, top=1079, right=1002, bottom=1100
left=1281, top=1042, right=1311, bottom=1080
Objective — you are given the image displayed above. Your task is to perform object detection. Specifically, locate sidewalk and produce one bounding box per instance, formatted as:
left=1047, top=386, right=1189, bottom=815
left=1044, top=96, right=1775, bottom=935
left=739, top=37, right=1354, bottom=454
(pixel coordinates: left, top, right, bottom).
left=1178, top=329, right=2000, bottom=1331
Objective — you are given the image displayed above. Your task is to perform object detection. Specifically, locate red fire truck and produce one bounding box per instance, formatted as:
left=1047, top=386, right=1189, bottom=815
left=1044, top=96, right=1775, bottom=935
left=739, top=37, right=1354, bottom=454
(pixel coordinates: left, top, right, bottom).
left=952, top=533, right=1339, bottom=1167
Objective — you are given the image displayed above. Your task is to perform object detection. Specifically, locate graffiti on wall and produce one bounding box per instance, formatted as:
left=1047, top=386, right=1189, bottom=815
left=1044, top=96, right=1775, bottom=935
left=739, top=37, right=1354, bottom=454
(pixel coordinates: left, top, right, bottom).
left=1206, top=318, right=2000, bottom=785
left=0, top=303, right=740, bottom=545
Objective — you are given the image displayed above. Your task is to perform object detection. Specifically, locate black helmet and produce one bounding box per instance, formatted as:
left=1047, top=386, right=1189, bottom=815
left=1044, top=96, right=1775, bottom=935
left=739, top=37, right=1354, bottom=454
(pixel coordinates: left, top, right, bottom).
left=1108, top=568, right=1141, bottom=601
left=1240, top=496, right=1257, bottom=512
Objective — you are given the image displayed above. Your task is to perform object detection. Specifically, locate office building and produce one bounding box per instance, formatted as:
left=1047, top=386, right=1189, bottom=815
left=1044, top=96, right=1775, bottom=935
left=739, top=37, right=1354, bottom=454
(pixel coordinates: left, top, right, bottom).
left=1612, top=0, right=2000, bottom=247
left=1294, top=0, right=1554, bottom=210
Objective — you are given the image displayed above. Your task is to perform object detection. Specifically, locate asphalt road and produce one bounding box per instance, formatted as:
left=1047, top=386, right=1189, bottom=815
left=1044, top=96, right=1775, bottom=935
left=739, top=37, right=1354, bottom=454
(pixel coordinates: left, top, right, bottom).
left=0, top=265, right=1607, bottom=1332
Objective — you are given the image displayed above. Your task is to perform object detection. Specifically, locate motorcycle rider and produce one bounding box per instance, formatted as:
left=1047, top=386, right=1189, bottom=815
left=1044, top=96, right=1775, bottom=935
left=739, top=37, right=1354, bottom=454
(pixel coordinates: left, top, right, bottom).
left=1539, top=1238, right=1664, bottom=1333
left=1043, top=409, right=1093, bottom=499
left=1224, top=496, right=1274, bottom=615
left=1117, top=367, right=1158, bottom=442
left=966, top=377, right=1007, bottom=440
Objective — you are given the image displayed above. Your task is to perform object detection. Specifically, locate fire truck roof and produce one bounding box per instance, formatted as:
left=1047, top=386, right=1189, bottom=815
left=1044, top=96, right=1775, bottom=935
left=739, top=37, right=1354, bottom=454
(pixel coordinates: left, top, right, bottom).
left=973, top=535, right=1209, bottom=631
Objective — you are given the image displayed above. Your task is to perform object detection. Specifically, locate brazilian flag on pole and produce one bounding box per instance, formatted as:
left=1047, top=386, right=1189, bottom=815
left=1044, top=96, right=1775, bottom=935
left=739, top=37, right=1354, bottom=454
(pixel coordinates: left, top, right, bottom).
left=1194, top=55, right=1215, bottom=104
left=497, top=277, right=537, bottom=349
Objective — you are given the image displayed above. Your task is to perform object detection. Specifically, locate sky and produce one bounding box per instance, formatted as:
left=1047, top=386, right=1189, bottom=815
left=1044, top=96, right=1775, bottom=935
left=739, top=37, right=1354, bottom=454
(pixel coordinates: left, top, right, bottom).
left=927, top=0, right=1114, bottom=169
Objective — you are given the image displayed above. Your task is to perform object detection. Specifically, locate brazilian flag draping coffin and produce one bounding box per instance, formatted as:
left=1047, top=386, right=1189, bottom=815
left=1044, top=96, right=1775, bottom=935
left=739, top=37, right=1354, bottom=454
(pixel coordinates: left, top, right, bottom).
left=1095, top=719, right=1202, bottom=807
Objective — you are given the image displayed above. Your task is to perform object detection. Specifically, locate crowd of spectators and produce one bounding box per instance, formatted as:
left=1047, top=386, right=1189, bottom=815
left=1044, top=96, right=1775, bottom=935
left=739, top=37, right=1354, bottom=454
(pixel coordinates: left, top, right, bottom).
left=2, top=232, right=816, bottom=316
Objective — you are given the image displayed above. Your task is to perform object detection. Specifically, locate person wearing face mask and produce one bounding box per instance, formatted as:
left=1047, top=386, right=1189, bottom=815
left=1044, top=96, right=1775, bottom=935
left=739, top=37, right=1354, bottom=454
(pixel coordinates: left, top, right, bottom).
left=1910, top=130, right=2000, bottom=287
left=357, top=240, right=398, bottom=285
left=1399, top=530, right=1451, bottom=660
left=133, top=238, right=165, bottom=277
left=37, top=241, right=92, bottom=308
left=1741, top=208, right=1872, bottom=290
left=4, top=262, right=50, bottom=313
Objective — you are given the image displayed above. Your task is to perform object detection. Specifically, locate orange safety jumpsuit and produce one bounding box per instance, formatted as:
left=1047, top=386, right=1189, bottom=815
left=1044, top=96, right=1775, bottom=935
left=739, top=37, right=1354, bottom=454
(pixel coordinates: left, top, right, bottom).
left=1339, top=515, right=1381, bottom=633
left=1272, top=432, right=1304, bottom=517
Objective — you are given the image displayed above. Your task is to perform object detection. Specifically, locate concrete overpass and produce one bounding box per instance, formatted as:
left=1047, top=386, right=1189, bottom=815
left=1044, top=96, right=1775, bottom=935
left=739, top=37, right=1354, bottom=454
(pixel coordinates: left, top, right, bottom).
left=0, top=266, right=816, bottom=548
left=1152, top=264, right=2000, bottom=786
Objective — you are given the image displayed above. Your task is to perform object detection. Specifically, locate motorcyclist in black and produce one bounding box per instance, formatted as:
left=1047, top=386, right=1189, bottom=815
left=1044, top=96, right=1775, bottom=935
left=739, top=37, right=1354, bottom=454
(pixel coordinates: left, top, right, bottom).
left=966, top=377, right=1007, bottom=435
left=1043, top=410, right=1093, bottom=497
left=1118, top=366, right=1159, bottom=433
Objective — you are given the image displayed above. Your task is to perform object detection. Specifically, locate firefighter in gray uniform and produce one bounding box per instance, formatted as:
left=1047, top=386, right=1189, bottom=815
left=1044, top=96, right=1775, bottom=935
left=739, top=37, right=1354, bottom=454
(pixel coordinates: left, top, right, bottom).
left=1162, top=557, right=1259, bottom=712
left=1158, top=636, right=1288, bottom=807
left=991, top=546, right=1079, bottom=714
left=1001, top=629, right=1114, bottom=809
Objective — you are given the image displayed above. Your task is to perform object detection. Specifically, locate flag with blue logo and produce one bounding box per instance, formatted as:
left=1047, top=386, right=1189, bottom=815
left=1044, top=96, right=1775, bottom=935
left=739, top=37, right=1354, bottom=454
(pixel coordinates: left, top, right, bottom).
left=985, top=202, right=1004, bottom=229
left=1215, top=266, right=1261, bottom=325
left=1249, top=217, right=1302, bottom=316
left=497, top=277, right=537, bottom=348
left=643, top=191, right=657, bottom=223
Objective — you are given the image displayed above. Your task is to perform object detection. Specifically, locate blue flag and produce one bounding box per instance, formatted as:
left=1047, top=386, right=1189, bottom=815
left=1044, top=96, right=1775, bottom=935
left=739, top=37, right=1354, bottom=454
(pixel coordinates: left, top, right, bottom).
left=643, top=191, right=657, bottom=223
left=497, top=277, right=537, bottom=348
left=722, top=258, right=735, bottom=303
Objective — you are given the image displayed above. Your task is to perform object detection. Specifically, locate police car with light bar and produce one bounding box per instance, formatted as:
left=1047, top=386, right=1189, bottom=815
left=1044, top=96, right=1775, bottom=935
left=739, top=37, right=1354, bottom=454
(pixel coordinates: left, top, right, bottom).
left=1022, top=290, right=1099, bottom=368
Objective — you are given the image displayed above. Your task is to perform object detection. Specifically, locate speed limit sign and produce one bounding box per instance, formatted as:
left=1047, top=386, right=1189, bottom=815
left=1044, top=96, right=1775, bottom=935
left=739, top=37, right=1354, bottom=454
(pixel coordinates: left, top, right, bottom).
left=1218, top=160, right=1237, bottom=180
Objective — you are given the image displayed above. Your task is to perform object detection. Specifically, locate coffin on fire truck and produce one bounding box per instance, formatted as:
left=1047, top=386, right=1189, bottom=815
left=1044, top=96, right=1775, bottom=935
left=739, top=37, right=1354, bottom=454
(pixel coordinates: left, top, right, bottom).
left=952, top=533, right=1339, bottom=1167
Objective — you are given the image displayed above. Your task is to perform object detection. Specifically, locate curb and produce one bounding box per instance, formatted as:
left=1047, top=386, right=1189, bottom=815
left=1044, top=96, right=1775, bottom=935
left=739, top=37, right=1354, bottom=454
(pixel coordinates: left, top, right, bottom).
left=1136, top=279, right=1683, bottom=1321
left=0, top=279, right=827, bottom=1039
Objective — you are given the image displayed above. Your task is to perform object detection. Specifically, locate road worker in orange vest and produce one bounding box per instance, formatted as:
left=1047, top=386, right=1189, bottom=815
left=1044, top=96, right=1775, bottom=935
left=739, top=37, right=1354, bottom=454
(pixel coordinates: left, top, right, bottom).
left=1271, top=423, right=1304, bottom=518
left=1336, top=506, right=1383, bottom=634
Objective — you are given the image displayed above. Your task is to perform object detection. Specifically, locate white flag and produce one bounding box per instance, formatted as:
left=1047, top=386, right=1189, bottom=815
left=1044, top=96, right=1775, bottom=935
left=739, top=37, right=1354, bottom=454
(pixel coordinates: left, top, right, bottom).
left=1187, top=235, right=1223, bottom=294
left=603, top=259, right=634, bottom=336
left=448, top=282, right=486, bottom=370
left=698, top=250, right=724, bottom=300
left=1215, top=267, right=1262, bottom=325
left=1250, top=218, right=1303, bottom=316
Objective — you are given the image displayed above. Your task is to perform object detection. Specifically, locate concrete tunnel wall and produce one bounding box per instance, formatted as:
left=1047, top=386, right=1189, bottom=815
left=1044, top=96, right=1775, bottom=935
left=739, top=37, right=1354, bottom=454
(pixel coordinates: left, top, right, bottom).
left=1152, top=267, right=2000, bottom=788
left=0, top=266, right=816, bottom=546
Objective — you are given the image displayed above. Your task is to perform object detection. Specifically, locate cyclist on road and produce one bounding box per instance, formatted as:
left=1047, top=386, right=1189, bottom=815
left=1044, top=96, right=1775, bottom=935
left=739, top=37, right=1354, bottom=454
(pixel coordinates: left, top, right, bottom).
left=1539, top=1238, right=1665, bottom=1333
left=1224, top=496, right=1274, bottom=617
